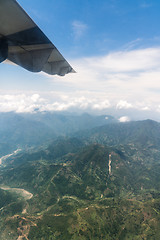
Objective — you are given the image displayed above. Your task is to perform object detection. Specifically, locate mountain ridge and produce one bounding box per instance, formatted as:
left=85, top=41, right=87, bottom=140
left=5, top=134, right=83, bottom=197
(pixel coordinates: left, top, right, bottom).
left=0, top=116, right=160, bottom=239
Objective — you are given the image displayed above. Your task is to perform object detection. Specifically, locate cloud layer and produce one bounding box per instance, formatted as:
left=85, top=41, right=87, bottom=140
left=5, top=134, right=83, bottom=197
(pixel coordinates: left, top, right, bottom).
left=48, top=47, right=160, bottom=116
left=2, top=46, right=160, bottom=121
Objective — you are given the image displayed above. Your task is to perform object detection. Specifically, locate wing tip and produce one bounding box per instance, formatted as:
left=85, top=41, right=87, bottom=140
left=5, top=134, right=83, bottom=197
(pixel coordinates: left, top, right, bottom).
left=70, top=68, right=76, bottom=74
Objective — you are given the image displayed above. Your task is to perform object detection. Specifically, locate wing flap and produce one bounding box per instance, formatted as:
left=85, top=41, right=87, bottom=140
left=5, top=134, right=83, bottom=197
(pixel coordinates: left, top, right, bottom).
left=43, top=60, right=73, bottom=76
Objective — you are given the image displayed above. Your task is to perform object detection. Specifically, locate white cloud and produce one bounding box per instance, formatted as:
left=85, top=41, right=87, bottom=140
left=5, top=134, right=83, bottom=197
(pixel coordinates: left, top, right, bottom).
left=119, top=116, right=130, bottom=122
left=116, top=100, right=133, bottom=109
left=0, top=94, right=45, bottom=113
left=2, top=46, right=160, bottom=121
left=123, top=38, right=142, bottom=50
left=56, top=47, right=160, bottom=96
left=141, top=106, right=150, bottom=111
left=87, top=48, right=160, bottom=73
left=72, top=20, right=88, bottom=39
left=30, top=94, right=41, bottom=102
left=58, top=47, right=160, bottom=115
left=0, top=93, right=110, bottom=113
left=93, top=100, right=111, bottom=110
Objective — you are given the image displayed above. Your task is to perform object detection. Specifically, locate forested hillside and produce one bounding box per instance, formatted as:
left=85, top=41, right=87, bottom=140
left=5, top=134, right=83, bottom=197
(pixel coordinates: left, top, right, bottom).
left=0, top=116, right=160, bottom=239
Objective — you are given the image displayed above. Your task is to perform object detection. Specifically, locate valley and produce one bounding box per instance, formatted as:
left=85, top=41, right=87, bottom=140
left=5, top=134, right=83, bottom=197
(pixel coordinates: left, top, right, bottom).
left=0, top=149, right=21, bottom=165
left=0, top=112, right=160, bottom=239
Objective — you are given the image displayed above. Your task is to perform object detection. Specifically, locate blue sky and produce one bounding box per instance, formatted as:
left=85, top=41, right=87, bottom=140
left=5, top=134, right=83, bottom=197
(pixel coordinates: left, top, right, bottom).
left=1, top=0, right=160, bottom=121
left=18, top=0, right=160, bottom=56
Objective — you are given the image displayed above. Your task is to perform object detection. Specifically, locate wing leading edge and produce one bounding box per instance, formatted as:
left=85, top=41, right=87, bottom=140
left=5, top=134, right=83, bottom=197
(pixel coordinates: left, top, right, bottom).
left=0, top=0, right=75, bottom=76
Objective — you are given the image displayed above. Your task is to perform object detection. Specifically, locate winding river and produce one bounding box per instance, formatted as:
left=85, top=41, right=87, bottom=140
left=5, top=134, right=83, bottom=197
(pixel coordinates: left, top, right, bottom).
left=0, top=186, right=33, bottom=200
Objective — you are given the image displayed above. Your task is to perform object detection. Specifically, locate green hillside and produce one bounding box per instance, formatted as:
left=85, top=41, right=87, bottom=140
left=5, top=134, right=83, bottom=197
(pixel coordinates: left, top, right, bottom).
left=0, top=130, right=160, bottom=240
left=0, top=118, right=160, bottom=239
left=75, top=119, right=160, bottom=147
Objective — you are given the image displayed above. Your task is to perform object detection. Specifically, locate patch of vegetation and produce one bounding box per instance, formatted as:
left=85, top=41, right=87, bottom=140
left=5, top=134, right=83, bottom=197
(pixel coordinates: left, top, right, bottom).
left=0, top=119, right=160, bottom=239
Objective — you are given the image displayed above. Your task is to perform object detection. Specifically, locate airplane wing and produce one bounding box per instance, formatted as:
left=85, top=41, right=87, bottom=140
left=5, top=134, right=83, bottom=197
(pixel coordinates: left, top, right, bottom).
left=0, top=0, right=75, bottom=76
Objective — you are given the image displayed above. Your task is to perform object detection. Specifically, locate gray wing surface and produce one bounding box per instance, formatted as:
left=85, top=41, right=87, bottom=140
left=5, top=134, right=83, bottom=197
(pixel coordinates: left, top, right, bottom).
left=0, top=0, right=75, bottom=76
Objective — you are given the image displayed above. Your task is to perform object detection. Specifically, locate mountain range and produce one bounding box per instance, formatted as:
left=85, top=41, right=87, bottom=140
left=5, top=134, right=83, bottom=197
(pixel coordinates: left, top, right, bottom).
left=0, top=112, right=160, bottom=239
left=0, top=112, right=115, bottom=157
